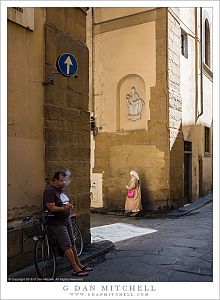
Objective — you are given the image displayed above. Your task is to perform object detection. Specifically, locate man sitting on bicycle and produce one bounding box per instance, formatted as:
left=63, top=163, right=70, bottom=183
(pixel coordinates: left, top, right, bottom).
left=43, top=171, right=92, bottom=277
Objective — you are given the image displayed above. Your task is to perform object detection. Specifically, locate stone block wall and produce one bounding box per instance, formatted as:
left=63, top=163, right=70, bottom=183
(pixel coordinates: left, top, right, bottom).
left=168, top=9, right=184, bottom=207
left=8, top=227, right=35, bottom=274
left=44, top=8, right=90, bottom=244
left=93, top=131, right=170, bottom=211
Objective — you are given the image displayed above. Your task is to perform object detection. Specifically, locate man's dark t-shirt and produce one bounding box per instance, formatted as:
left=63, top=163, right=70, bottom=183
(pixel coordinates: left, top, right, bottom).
left=43, top=184, right=70, bottom=226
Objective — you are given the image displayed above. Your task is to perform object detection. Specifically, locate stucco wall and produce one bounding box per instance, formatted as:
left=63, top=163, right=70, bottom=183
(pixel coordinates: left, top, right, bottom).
left=7, top=8, right=46, bottom=221
left=94, top=7, right=155, bottom=23
left=94, top=20, right=156, bottom=132
left=201, top=8, right=213, bottom=194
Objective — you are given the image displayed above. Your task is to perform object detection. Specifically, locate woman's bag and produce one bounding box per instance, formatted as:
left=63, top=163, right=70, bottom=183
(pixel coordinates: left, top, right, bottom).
left=127, top=188, right=135, bottom=198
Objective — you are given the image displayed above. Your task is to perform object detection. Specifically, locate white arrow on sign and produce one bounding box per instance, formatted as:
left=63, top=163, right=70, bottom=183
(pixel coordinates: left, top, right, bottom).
left=64, top=56, right=73, bottom=75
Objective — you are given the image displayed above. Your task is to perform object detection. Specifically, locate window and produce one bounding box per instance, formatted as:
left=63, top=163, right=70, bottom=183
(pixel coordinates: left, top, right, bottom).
left=181, top=29, right=188, bottom=58
left=205, top=127, right=210, bottom=153
left=204, top=19, right=210, bottom=67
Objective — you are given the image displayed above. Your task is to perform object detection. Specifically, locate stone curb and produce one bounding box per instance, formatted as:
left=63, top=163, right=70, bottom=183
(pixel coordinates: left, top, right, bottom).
left=165, top=194, right=213, bottom=217
left=165, top=199, right=213, bottom=218
left=56, top=240, right=114, bottom=276
left=91, top=194, right=213, bottom=219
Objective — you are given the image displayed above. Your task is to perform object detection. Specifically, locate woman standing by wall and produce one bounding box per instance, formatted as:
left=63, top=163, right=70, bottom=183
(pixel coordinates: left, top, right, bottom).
left=125, top=170, right=142, bottom=216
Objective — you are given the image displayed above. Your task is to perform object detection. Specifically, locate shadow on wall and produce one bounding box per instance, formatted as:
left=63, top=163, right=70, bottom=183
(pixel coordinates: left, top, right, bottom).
left=93, top=123, right=212, bottom=213
left=139, top=172, right=152, bottom=211
left=140, top=173, right=170, bottom=212
left=169, top=127, right=184, bottom=209
left=181, top=123, right=213, bottom=200
left=141, top=122, right=213, bottom=212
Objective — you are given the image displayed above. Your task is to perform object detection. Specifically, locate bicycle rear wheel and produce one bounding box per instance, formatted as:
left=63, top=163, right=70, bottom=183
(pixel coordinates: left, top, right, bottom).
left=34, top=236, right=56, bottom=280
left=71, top=221, right=83, bottom=256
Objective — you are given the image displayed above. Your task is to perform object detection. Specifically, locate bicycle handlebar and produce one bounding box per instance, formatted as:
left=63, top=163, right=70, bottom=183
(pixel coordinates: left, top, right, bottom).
left=22, top=211, right=54, bottom=224
left=22, top=216, right=38, bottom=222
left=44, top=211, right=55, bottom=217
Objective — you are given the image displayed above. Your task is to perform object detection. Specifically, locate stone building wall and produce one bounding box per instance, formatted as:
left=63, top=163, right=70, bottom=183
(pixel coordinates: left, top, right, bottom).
left=180, top=8, right=213, bottom=199
left=90, top=7, right=213, bottom=211
left=91, top=8, right=171, bottom=211
left=167, top=9, right=184, bottom=207
left=44, top=7, right=90, bottom=244
left=8, top=7, right=90, bottom=274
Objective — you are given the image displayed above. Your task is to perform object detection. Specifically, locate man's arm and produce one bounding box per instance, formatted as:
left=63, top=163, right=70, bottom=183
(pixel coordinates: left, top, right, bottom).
left=46, top=202, right=73, bottom=212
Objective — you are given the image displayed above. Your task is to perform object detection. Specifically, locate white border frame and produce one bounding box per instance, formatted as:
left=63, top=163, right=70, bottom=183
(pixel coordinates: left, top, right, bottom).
left=1, top=1, right=219, bottom=299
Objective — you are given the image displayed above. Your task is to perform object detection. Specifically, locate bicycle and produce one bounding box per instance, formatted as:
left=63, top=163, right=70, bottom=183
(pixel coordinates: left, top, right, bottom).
left=22, top=213, right=83, bottom=280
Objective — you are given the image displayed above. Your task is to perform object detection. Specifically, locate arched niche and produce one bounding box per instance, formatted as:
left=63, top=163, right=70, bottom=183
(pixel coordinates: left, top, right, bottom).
left=116, top=74, right=148, bottom=131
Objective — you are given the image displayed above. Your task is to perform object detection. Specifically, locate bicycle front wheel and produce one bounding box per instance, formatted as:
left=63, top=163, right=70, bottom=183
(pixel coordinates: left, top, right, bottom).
left=34, top=236, right=56, bottom=280
left=71, top=221, right=83, bottom=256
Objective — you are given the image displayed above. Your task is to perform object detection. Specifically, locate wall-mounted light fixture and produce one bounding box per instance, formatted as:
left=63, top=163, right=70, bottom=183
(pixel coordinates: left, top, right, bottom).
left=43, top=71, right=79, bottom=86
left=90, top=114, right=98, bottom=136
left=42, top=72, right=59, bottom=86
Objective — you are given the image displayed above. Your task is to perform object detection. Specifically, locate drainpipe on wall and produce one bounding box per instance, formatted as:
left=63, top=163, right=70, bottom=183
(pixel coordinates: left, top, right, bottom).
left=198, top=7, right=203, bottom=118
left=91, top=7, right=98, bottom=136
left=91, top=7, right=95, bottom=115
left=194, top=8, right=198, bottom=122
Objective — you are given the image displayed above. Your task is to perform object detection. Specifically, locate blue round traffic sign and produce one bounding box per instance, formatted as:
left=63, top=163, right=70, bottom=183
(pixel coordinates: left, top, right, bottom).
left=56, top=53, right=78, bottom=77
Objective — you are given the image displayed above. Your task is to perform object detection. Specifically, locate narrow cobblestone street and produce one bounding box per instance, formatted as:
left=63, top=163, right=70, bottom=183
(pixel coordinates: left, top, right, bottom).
left=60, top=202, right=213, bottom=282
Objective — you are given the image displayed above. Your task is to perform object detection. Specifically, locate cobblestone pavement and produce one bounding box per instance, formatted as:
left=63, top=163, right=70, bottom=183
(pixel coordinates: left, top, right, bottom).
left=59, top=202, right=213, bottom=282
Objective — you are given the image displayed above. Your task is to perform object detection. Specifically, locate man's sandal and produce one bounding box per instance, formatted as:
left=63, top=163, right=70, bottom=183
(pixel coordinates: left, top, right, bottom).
left=72, top=270, right=88, bottom=277
left=82, top=265, right=93, bottom=272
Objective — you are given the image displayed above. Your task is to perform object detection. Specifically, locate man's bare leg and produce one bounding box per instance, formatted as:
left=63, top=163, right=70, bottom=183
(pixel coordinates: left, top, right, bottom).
left=71, top=246, right=84, bottom=268
left=71, top=246, right=92, bottom=271
left=65, top=248, right=86, bottom=273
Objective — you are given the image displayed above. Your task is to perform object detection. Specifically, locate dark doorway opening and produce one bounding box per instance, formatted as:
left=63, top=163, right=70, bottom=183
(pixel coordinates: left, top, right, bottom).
left=184, top=141, right=192, bottom=202
left=199, top=157, right=203, bottom=197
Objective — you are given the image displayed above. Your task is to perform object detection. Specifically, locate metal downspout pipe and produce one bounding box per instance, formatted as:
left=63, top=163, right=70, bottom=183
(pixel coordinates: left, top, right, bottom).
left=198, top=7, right=203, bottom=118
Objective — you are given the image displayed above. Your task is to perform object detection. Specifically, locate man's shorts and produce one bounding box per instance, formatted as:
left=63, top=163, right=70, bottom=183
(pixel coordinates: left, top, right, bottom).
left=49, top=218, right=75, bottom=252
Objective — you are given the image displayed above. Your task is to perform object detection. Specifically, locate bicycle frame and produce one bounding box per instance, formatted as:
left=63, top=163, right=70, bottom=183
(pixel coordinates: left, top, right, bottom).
left=23, top=213, right=83, bottom=279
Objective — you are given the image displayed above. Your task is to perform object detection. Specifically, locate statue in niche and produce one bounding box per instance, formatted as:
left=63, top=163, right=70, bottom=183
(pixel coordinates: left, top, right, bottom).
left=126, top=87, right=145, bottom=120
